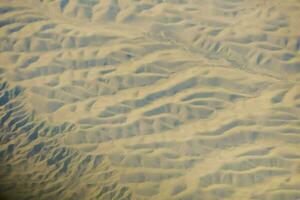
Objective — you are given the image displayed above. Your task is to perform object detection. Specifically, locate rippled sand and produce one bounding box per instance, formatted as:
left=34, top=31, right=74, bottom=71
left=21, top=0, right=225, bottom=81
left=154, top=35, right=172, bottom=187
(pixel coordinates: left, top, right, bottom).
left=0, top=0, right=300, bottom=199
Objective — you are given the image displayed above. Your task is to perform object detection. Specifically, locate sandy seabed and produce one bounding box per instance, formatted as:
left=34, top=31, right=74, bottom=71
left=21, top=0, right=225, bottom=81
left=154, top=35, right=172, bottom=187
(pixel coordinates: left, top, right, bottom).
left=0, top=0, right=300, bottom=199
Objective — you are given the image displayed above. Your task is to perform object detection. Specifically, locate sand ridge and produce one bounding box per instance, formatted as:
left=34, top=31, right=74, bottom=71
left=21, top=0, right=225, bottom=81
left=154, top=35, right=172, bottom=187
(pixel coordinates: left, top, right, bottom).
left=0, top=0, right=300, bottom=199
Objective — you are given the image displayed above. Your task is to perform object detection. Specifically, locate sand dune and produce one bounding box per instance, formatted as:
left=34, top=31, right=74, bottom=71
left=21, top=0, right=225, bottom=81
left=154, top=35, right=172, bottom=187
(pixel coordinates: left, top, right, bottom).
left=0, top=0, right=300, bottom=199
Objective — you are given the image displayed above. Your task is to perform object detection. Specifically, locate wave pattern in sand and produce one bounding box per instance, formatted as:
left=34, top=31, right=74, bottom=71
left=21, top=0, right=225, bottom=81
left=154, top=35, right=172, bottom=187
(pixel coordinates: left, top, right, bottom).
left=0, top=0, right=300, bottom=199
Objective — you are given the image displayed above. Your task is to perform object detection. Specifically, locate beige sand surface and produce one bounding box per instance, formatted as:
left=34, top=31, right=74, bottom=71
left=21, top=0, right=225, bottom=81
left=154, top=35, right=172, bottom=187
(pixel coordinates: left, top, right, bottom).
left=0, top=0, right=300, bottom=199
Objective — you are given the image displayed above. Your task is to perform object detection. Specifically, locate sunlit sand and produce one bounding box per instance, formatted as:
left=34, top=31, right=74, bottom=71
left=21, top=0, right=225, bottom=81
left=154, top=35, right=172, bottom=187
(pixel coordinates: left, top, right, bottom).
left=0, top=0, right=300, bottom=199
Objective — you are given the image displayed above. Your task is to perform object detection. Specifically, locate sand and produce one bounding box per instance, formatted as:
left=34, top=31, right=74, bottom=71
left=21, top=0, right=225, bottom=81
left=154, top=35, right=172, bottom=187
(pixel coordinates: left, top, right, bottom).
left=0, top=0, right=300, bottom=199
